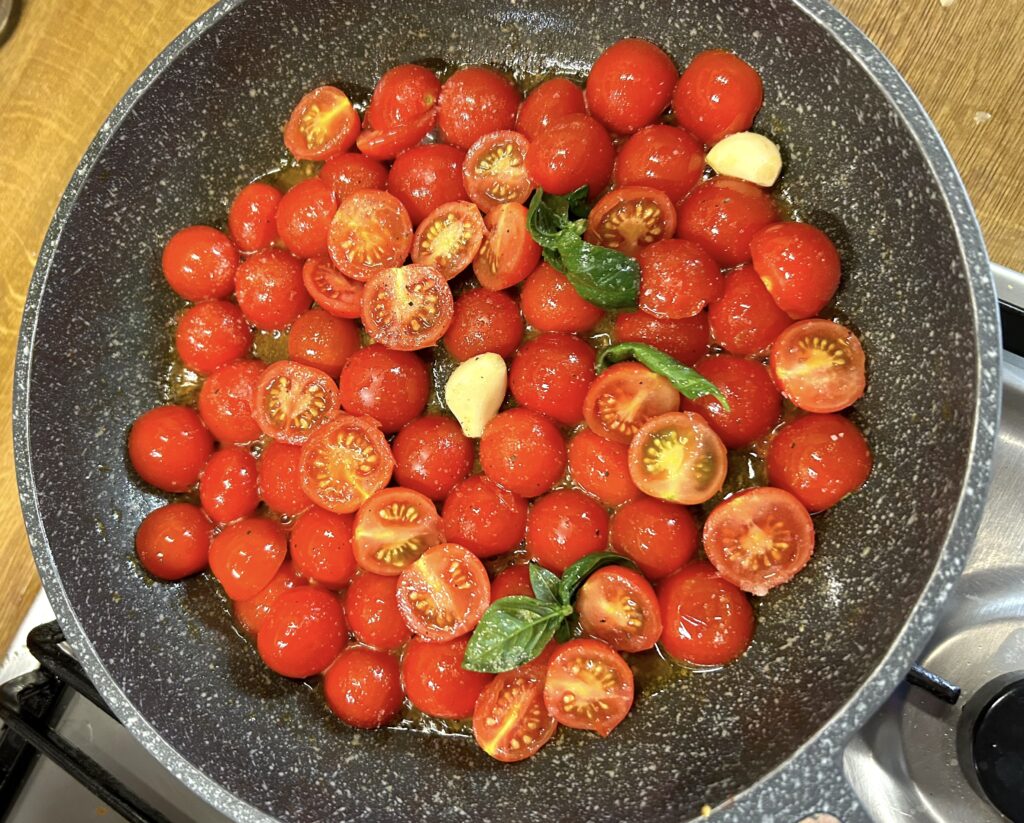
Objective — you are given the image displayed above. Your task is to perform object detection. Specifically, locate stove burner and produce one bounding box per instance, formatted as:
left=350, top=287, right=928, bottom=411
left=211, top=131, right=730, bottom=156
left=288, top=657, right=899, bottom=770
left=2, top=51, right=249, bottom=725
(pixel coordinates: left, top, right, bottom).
left=961, top=672, right=1024, bottom=823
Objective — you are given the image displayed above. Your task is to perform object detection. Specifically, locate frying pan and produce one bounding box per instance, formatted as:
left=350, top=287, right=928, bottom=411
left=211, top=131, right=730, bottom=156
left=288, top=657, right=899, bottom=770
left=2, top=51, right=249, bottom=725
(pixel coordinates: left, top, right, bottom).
left=12, top=0, right=1001, bottom=820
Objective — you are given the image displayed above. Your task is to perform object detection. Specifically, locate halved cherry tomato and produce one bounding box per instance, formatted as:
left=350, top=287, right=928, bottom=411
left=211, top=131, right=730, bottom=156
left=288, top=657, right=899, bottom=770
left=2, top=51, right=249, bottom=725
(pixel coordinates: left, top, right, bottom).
left=396, top=543, right=490, bottom=641
left=769, top=319, right=866, bottom=413
left=198, top=447, right=259, bottom=523
left=208, top=517, right=288, bottom=600
left=609, top=496, right=698, bottom=579
left=353, top=487, right=444, bottom=576
left=673, top=50, right=763, bottom=146
left=479, top=408, right=567, bottom=499
left=234, top=248, right=311, bottom=331
left=318, top=153, right=388, bottom=200
left=438, top=67, right=521, bottom=150
left=473, top=664, right=557, bottom=762
left=442, top=475, right=529, bottom=558
left=526, top=489, right=609, bottom=575
left=707, top=264, right=792, bottom=356
left=299, top=415, right=394, bottom=513
left=301, top=257, right=365, bottom=320
left=228, top=182, right=281, bottom=252
left=328, top=190, right=413, bottom=282
left=489, top=565, right=534, bottom=603
left=703, top=487, right=815, bottom=596
left=258, top=441, right=313, bottom=516
left=290, top=506, right=357, bottom=589
left=613, top=125, right=705, bottom=202
left=638, top=238, right=723, bottom=319
left=232, top=560, right=303, bottom=635
left=356, top=109, right=437, bottom=162
left=750, top=222, right=841, bottom=319
left=567, top=429, right=641, bottom=506
left=443, top=288, right=524, bottom=361
left=577, top=566, right=662, bottom=652
left=387, top=144, right=468, bottom=226
left=175, top=300, right=252, bottom=375
left=161, top=225, right=238, bottom=302
left=516, top=77, right=586, bottom=141
left=525, top=114, right=615, bottom=196
left=392, top=415, right=474, bottom=501
left=197, top=360, right=264, bottom=444
left=253, top=361, right=339, bottom=445
left=509, top=332, right=595, bottom=425
left=275, top=178, right=337, bottom=260
left=473, top=202, right=542, bottom=290
left=676, top=177, right=779, bottom=267
left=364, top=64, right=441, bottom=131
left=583, top=362, right=680, bottom=445
left=680, top=354, right=781, bottom=448
left=129, top=405, right=214, bottom=493
left=411, top=201, right=485, bottom=280
left=344, top=572, right=411, bottom=651
left=613, top=310, right=710, bottom=366
left=286, top=308, right=360, bottom=379
left=586, top=186, right=677, bottom=258
left=324, top=647, right=404, bottom=729
left=463, top=131, right=533, bottom=213
left=256, top=585, right=347, bottom=678
left=338, top=345, right=430, bottom=433
left=401, top=636, right=492, bottom=719
left=361, top=264, right=454, bottom=351
left=135, top=503, right=212, bottom=581
left=284, top=86, right=359, bottom=161
left=586, top=38, right=678, bottom=134
left=627, top=411, right=727, bottom=504
left=519, top=262, right=603, bottom=334
left=543, top=639, right=634, bottom=736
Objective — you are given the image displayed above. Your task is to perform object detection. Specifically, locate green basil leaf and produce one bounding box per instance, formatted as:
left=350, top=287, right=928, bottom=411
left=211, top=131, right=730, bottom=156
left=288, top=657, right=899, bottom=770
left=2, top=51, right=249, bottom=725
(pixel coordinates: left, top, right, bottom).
left=558, top=551, right=637, bottom=604
left=528, top=563, right=561, bottom=604
left=596, top=341, right=731, bottom=410
left=462, top=596, right=572, bottom=673
left=555, top=620, right=573, bottom=643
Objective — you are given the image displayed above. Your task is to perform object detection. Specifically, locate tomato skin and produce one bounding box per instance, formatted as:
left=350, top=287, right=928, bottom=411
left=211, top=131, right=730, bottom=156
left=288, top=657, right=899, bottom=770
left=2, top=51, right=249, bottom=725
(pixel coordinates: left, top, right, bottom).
left=442, top=475, right=529, bottom=559
left=473, top=202, right=542, bottom=291
left=462, top=131, right=533, bottom=213
left=577, top=566, right=663, bottom=652
left=290, top=506, right=357, bottom=589
left=509, top=332, right=596, bottom=426
left=257, top=585, right=347, bottom=678
left=324, top=647, right=404, bottom=729
left=587, top=186, right=677, bottom=259
left=767, top=413, right=872, bottom=512
left=161, top=225, right=238, bottom=301
left=233, top=560, right=303, bottom=635
left=344, top=572, right=411, bottom=651
left=479, top=408, right=567, bottom=499
left=318, top=152, right=388, bottom=200
left=627, top=411, right=728, bottom=505
left=769, top=319, right=866, bottom=413
left=489, top=565, right=534, bottom=602
left=175, top=300, right=252, bottom=375
left=387, top=144, right=468, bottom=226
left=609, top=497, right=698, bottom=579
left=583, top=362, right=681, bottom=445
left=299, top=415, right=395, bottom=514
left=676, top=177, right=779, bottom=267
left=197, top=359, right=264, bottom=444
left=365, top=64, right=441, bottom=131
left=286, top=308, right=360, bottom=379
left=681, top=354, right=781, bottom=448
left=525, top=114, right=615, bottom=196
left=443, top=288, right=524, bottom=361
left=301, top=258, right=364, bottom=320
left=613, top=310, right=710, bottom=366
left=586, top=38, right=678, bottom=135
left=751, top=222, right=841, bottom=319
left=673, top=50, right=763, bottom=146
left=209, top=517, right=288, bottom=600
left=234, top=248, right=311, bottom=331
left=356, top=109, right=437, bottom=162
left=520, top=262, right=603, bottom=333
left=516, top=77, right=586, bottom=140
left=352, top=487, right=444, bottom=576
left=392, top=415, right=474, bottom=501
left=198, top=447, right=260, bottom=523
left=613, top=125, right=705, bottom=202
left=258, top=441, right=313, bottom=516
left=338, top=345, right=430, bottom=434
left=543, top=638, right=634, bottom=736
left=526, top=489, right=610, bottom=575
left=284, top=85, right=360, bottom=161
left=707, top=264, right=792, bottom=356
left=473, top=664, right=557, bottom=762
left=411, top=201, right=485, bottom=280
left=438, top=67, right=521, bottom=150
left=567, top=429, right=641, bottom=506
left=228, top=182, right=281, bottom=252
left=275, top=178, right=337, bottom=260
left=397, top=543, right=490, bottom=641
left=328, top=190, right=413, bottom=282
left=401, top=637, right=493, bottom=719
left=658, top=562, right=754, bottom=665
left=129, top=405, right=214, bottom=493
left=638, top=238, right=723, bottom=319
left=135, top=503, right=212, bottom=580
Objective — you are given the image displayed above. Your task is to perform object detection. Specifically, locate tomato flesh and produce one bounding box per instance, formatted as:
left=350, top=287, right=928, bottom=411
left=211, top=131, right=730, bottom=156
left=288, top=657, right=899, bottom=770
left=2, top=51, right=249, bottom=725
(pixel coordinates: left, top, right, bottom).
left=577, top=566, right=662, bottom=653
left=353, top=487, right=444, bottom=576
left=543, top=639, right=634, bottom=737
left=396, top=543, right=490, bottom=640
left=463, top=130, right=533, bottom=212
left=253, top=361, right=339, bottom=445
left=583, top=362, right=680, bottom=445
left=473, top=202, right=541, bottom=290
left=362, top=264, right=455, bottom=351
left=587, top=186, right=677, bottom=258
left=473, top=665, right=557, bottom=762
left=627, top=411, right=727, bottom=505
left=769, top=319, right=866, bottom=413
left=411, top=201, right=485, bottom=281
left=284, top=85, right=360, bottom=161
left=301, top=257, right=365, bottom=320
left=299, top=415, right=395, bottom=513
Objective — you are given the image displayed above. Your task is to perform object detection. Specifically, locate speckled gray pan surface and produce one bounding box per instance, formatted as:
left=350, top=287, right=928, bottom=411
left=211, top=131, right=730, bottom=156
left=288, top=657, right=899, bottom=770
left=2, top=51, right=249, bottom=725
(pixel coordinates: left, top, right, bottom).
left=13, top=0, right=999, bottom=821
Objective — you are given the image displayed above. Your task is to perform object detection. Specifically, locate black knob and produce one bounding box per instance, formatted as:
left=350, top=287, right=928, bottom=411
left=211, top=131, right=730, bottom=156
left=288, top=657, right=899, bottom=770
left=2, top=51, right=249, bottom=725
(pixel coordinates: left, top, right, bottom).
left=969, top=676, right=1024, bottom=823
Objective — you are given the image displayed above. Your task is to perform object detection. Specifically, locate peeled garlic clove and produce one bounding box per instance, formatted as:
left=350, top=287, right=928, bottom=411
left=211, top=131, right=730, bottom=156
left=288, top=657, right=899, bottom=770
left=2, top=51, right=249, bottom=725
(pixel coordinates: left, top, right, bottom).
left=706, top=131, right=782, bottom=187
left=445, top=352, right=508, bottom=438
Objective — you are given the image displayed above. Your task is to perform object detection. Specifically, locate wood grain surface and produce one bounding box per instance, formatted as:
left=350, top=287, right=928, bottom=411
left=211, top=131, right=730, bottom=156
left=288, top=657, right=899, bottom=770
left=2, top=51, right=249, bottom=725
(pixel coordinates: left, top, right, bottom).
left=0, top=0, right=1021, bottom=652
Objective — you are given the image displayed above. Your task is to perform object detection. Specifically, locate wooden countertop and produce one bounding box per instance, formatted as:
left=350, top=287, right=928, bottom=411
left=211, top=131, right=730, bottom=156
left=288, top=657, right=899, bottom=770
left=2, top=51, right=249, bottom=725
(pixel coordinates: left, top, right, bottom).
left=0, top=0, right=1021, bottom=651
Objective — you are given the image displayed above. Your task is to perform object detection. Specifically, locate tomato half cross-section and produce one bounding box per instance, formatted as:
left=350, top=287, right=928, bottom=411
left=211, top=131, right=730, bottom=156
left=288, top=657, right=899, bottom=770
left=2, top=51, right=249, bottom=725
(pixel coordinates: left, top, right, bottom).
left=769, top=319, right=866, bottom=413
left=299, top=415, right=394, bottom=513
left=253, top=361, right=339, bottom=445
left=463, top=130, right=533, bottom=213
left=410, top=202, right=485, bottom=281
left=587, top=186, right=677, bottom=259
left=284, top=85, right=360, bottom=161
left=576, top=566, right=663, bottom=653
left=583, top=362, right=680, bottom=445
left=353, top=487, right=444, bottom=576
left=361, top=264, right=455, bottom=351
left=473, top=664, right=557, bottom=762
left=543, top=639, right=634, bottom=737
left=627, top=411, right=727, bottom=505
left=396, top=543, right=490, bottom=641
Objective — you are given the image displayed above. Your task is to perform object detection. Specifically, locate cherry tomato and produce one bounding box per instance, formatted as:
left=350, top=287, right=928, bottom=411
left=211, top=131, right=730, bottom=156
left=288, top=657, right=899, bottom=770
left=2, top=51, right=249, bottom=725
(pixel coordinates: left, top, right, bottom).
left=658, top=562, right=754, bottom=665
left=627, top=411, right=727, bottom=504
left=353, top=488, right=444, bottom=576
left=233, top=560, right=303, bottom=635
left=769, top=319, right=866, bottom=413
left=287, top=308, right=360, bottom=379
left=577, top=566, right=662, bottom=652
left=587, top=186, right=677, bottom=258
left=438, top=67, right=521, bottom=150
left=257, top=585, right=347, bottom=678
left=392, top=415, right=474, bottom=501
left=364, top=64, right=441, bottom=131
left=258, top=441, right=313, bottom=516
left=198, top=447, right=259, bottom=523
left=175, top=300, right=252, bottom=375
left=525, top=114, right=615, bottom=196
left=209, top=517, right=288, bottom=600
left=301, top=257, right=364, bottom=320
left=410, top=201, right=485, bottom=280
left=473, top=202, right=542, bottom=290
left=402, top=637, right=492, bottom=719
left=299, top=415, right=394, bottom=513
left=253, top=361, right=338, bottom=446
left=473, top=664, right=557, bottom=762
left=583, top=362, right=680, bottom=445
left=356, top=109, right=437, bottom=161
left=638, top=238, right=723, bottom=320
left=567, top=429, right=641, bottom=506
left=519, top=262, right=603, bottom=333
left=609, top=496, right=698, bottom=579
left=318, top=153, right=388, bottom=200
left=516, top=77, right=586, bottom=141
left=362, top=265, right=454, bottom=351
left=328, top=190, right=413, bottom=282
left=676, top=177, right=779, bottom=267
left=338, top=344, right=430, bottom=433
left=707, top=264, right=791, bottom=356
left=509, top=332, right=595, bottom=425
left=386, top=144, right=468, bottom=226
left=234, top=248, right=311, bottom=331
left=586, top=38, right=677, bottom=134
left=344, top=572, right=411, bottom=651
left=673, top=50, right=763, bottom=146
left=751, top=222, right=841, bottom=319
left=526, top=489, right=609, bottom=575
left=613, top=125, right=704, bottom=202
left=767, top=413, right=872, bottom=512
left=681, top=355, right=781, bottom=448
left=397, top=543, right=490, bottom=641
left=290, top=506, right=357, bottom=588
left=489, top=565, right=534, bottom=603
left=613, top=310, right=710, bottom=366
left=479, top=408, right=567, bottom=499
left=324, top=647, right=404, bottom=729
left=134, top=503, right=212, bottom=581
left=161, top=225, right=238, bottom=301
left=284, top=85, right=360, bottom=161
left=197, top=360, right=264, bottom=444
left=228, top=182, right=281, bottom=252
left=129, top=405, right=213, bottom=492
left=543, top=638, right=633, bottom=736
left=443, top=288, right=524, bottom=361
left=275, top=178, right=337, bottom=259
left=442, top=475, right=529, bottom=559
left=463, top=131, right=533, bottom=213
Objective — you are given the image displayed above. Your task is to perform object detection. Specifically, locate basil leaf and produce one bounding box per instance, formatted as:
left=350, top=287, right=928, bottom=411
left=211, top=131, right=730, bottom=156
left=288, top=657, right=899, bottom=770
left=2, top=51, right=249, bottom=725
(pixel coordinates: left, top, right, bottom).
left=529, top=563, right=561, bottom=604
left=462, top=596, right=573, bottom=673
left=558, top=551, right=637, bottom=604
left=555, top=620, right=573, bottom=643
left=596, top=341, right=731, bottom=410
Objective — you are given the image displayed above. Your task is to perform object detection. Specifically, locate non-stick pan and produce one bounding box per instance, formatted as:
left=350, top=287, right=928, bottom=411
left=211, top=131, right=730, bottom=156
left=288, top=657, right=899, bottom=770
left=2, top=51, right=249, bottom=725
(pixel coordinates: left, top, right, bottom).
left=12, top=0, right=1001, bottom=820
